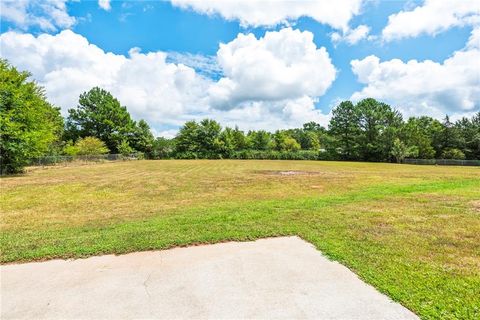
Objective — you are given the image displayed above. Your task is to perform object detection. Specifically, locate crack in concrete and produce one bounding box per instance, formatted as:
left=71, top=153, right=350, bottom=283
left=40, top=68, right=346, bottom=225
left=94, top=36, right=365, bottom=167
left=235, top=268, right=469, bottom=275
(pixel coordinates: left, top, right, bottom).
left=143, top=271, right=153, bottom=298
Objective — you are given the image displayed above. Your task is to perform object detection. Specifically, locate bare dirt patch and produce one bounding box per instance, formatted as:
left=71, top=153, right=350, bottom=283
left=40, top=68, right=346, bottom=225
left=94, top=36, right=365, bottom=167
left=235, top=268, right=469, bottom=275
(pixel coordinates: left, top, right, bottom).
left=256, top=170, right=322, bottom=176
left=470, top=200, right=480, bottom=212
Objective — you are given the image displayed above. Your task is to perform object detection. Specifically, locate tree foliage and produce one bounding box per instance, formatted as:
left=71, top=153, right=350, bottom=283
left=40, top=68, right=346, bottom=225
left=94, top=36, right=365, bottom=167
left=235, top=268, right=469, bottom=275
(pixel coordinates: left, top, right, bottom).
left=391, top=138, right=418, bottom=163
left=65, top=87, right=155, bottom=156
left=130, top=119, right=154, bottom=156
left=175, top=119, right=226, bottom=158
left=65, top=87, right=135, bottom=153
left=455, top=113, right=480, bottom=159
left=118, top=139, right=134, bottom=156
left=356, top=98, right=403, bottom=162
left=0, top=60, right=63, bottom=174
left=248, top=130, right=271, bottom=151
left=151, top=137, right=173, bottom=159
left=328, top=101, right=360, bottom=160
left=441, top=148, right=465, bottom=160
left=402, top=117, right=441, bottom=159
left=159, top=102, right=478, bottom=162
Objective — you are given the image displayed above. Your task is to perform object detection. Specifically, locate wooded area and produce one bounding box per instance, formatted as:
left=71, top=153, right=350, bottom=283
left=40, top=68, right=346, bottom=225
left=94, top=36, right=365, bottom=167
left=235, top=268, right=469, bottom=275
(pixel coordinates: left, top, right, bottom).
left=1, top=59, right=479, bottom=174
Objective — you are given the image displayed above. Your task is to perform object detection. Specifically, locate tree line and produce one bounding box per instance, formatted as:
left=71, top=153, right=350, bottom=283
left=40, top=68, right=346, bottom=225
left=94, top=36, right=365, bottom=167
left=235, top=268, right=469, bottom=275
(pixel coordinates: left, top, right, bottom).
left=1, top=59, right=479, bottom=174
left=166, top=105, right=479, bottom=163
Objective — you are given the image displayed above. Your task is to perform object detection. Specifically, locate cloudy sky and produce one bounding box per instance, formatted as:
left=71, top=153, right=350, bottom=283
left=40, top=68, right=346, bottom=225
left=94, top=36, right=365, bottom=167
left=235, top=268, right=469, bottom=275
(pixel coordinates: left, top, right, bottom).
left=1, top=0, right=479, bottom=137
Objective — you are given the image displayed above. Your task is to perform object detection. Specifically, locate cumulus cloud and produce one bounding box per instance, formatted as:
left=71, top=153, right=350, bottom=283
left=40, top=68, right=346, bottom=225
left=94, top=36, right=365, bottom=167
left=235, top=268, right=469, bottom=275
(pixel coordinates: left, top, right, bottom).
left=0, top=30, right=210, bottom=127
left=382, top=0, right=480, bottom=41
left=467, top=27, right=480, bottom=49
left=98, top=0, right=111, bottom=11
left=170, top=0, right=364, bottom=30
left=0, top=0, right=75, bottom=31
left=209, top=28, right=336, bottom=110
left=0, top=28, right=335, bottom=135
left=350, top=31, right=480, bottom=119
left=202, top=96, right=332, bottom=133
left=331, top=24, right=370, bottom=45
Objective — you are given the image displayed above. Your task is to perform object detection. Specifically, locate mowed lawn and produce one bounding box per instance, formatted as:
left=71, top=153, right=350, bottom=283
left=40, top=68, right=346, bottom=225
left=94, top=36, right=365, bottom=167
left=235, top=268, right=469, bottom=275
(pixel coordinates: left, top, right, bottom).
left=1, top=160, right=479, bottom=319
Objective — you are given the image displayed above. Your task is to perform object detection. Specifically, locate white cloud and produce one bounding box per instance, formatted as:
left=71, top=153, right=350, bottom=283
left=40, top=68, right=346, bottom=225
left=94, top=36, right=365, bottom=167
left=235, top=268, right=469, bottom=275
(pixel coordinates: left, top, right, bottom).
left=98, top=0, right=111, bottom=11
left=331, top=24, right=370, bottom=45
left=209, top=28, right=336, bottom=110
left=202, top=97, right=332, bottom=134
left=382, top=0, right=480, bottom=41
left=170, top=0, right=364, bottom=30
left=0, top=30, right=211, bottom=127
left=0, top=28, right=335, bottom=134
left=467, top=26, right=480, bottom=49
left=0, top=0, right=75, bottom=31
left=152, top=129, right=178, bottom=139
left=350, top=31, right=480, bottom=119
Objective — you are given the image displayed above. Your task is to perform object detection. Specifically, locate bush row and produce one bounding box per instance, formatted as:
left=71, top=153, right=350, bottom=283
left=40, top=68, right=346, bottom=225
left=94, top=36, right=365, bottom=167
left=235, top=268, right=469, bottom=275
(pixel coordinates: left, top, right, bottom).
left=170, top=150, right=333, bottom=161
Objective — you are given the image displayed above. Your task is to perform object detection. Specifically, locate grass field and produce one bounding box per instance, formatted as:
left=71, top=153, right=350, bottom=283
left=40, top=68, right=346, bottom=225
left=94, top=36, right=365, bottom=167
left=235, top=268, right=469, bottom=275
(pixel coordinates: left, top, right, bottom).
left=1, top=160, right=479, bottom=319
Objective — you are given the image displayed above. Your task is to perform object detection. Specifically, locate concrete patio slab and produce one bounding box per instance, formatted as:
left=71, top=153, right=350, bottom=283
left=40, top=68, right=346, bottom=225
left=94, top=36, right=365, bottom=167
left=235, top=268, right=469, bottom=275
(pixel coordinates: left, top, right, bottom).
left=1, top=236, right=418, bottom=319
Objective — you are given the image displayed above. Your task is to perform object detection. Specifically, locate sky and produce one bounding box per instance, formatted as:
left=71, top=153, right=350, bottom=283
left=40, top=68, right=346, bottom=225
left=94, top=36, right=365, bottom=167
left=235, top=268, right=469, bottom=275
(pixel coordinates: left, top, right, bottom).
left=1, top=0, right=479, bottom=137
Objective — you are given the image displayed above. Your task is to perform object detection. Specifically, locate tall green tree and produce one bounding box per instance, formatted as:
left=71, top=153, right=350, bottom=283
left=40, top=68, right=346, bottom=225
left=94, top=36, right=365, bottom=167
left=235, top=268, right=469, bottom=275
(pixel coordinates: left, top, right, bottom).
left=196, top=119, right=223, bottom=157
left=130, top=119, right=155, bottom=156
left=231, top=126, right=249, bottom=150
left=435, top=115, right=462, bottom=157
left=285, top=128, right=320, bottom=150
left=328, top=101, right=360, bottom=160
left=219, top=127, right=235, bottom=157
left=455, top=113, right=480, bottom=159
left=0, top=60, right=63, bottom=174
left=174, top=119, right=224, bottom=158
left=65, top=87, right=135, bottom=153
left=272, top=131, right=301, bottom=151
left=356, top=98, right=402, bottom=161
left=248, top=130, right=272, bottom=150
left=303, top=131, right=321, bottom=150
left=402, top=116, right=441, bottom=159
left=303, top=121, right=324, bottom=132
left=175, top=120, right=200, bottom=155
left=272, top=131, right=287, bottom=151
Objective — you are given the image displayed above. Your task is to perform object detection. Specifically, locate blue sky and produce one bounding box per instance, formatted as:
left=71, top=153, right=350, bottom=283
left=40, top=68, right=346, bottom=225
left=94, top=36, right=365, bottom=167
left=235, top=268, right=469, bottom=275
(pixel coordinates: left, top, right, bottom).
left=1, top=0, right=479, bottom=136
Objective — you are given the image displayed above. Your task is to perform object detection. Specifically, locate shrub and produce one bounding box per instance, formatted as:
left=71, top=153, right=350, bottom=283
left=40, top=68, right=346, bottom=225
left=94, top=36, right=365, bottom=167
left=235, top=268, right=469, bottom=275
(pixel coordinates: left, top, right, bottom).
left=174, top=151, right=199, bottom=159
left=118, top=140, right=134, bottom=156
left=441, top=148, right=466, bottom=160
left=63, top=141, right=79, bottom=156
left=230, top=150, right=319, bottom=160
left=284, top=137, right=301, bottom=151
left=75, top=137, right=109, bottom=155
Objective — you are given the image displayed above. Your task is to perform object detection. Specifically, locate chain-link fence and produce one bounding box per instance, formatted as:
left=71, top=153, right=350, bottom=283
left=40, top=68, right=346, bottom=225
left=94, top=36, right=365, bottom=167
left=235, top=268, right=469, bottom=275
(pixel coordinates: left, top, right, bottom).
left=403, top=158, right=480, bottom=166
left=29, top=153, right=144, bottom=167
left=27, top=155, right=479, bottom=167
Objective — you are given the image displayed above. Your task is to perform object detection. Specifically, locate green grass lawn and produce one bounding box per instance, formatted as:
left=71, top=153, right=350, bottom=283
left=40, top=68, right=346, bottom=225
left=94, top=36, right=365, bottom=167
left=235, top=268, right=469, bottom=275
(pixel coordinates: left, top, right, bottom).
left=1, top=160, right=479, bottom=319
